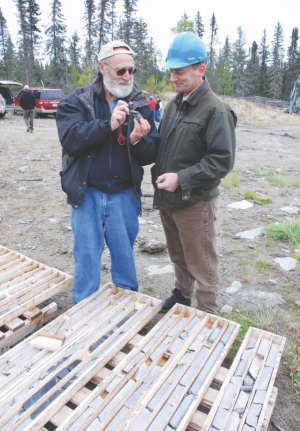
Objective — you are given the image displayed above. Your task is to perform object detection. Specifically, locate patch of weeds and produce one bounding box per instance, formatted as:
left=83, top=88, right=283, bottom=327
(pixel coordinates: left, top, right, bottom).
left=238, top=269, right=253, bottom=283
left=42, top=203, right=56, bottom=211
left=284, top=323, right=300, bottom=402
left=222, top=308, right=276, bottom=359
left=264, top=219, right=300, bottom=246
left=141, top=285, right=155, bottom=296
left=254, top=258, right=275, bottom=274
left=250, top=307, right=277, bottom=330
left=295, top=251, right=300, bottom=261
left=238, top=258, right=248, bottom=266
left=222, top=172, right=243, bottom=190
left=265, top=168, right=300, bottom=193
left=255, top=195, right=272, bottom=204
left=221, top=309, right=254, bottom=359
left=281, top=284, right=293, bottom=297
left=241, top=188, right=272, bottom=204
left=248, top=247, right=261, bottom=256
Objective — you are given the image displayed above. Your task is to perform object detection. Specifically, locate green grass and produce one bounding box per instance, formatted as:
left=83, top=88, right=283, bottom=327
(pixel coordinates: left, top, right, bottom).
left=281, top=284, right=293, bottom=297
left=241, top=188, right=272, bottom=204
left=222, top=308, right=276, bottom=359
left=141, top=285, right=155, bottom=295
left=254, top=258, right=275, bottom=274
left=265, top=169, right=300, bottom=193
left=222, top=172, right=243, bottom=190
left=264, top=219, right=300, bottom=246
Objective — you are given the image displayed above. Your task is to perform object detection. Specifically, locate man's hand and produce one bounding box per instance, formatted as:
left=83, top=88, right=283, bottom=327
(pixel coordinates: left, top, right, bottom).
left=130, top=117, right=151, bottom=144
left=156, top=173, right=179, bottom=192
left=110, top=100, right=129, bottom=131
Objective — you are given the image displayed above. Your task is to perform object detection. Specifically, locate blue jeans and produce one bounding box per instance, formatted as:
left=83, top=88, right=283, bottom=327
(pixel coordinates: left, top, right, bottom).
left=70, top=187, right=141, bottom=304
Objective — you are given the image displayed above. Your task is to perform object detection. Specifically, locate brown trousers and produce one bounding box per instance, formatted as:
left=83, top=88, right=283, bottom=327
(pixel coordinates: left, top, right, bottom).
left=159, top=198, right=219, bottom=313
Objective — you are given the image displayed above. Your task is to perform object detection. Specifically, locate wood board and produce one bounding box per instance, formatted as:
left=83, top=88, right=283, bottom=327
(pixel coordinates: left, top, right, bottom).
left=0, top=281, right=285, bottom=430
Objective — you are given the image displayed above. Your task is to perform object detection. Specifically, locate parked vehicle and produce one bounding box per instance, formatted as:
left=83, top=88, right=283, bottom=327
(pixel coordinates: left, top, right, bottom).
left=0, top=80, right=23, bottom=118
left=14, top=87, right=64, bottom=118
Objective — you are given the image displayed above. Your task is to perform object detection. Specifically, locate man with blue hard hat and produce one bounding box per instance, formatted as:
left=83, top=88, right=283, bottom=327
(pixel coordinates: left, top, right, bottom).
left=151, top=32, right=237, bottom=314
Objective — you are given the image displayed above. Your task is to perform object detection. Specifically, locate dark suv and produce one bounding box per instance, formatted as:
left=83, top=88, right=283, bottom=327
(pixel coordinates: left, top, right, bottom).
left=14, top=87, right=64, bottom=118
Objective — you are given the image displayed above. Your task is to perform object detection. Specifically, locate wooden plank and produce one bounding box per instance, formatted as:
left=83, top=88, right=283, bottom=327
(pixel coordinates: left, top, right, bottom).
left=0, top=245, right=72, bottom=327
left=4, top=317, right=25, bottom=331
left=0, top=284, right=162, bottom=430
left=0, top=302, right=58, bottom=354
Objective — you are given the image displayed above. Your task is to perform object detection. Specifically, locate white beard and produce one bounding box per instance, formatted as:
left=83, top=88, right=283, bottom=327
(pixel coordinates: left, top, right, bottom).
left=103, top=74, right=134, bottom=98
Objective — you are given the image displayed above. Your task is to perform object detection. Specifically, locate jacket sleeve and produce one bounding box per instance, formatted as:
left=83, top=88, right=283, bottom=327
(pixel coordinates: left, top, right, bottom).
left=129, top=104, right=160, bottom=166
left=56, top=95, right=113, bottom=157
left=177, top=108, right=237, bottom=194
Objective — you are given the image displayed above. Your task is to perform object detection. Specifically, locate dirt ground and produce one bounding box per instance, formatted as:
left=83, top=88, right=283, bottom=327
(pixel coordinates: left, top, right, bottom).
left=0, top=99, right=300, bottom=430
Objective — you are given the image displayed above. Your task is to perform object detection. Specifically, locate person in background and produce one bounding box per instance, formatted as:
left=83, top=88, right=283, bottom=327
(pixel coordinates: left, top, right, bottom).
left=19, top=85, right=36, bottom=133
left=56, top=40, right=159, bottom=304
left=154, top=96, right=162, bottom=124
left=151, top=32, right=237, bottom=315
left=148, top=95, right=156, bottom=110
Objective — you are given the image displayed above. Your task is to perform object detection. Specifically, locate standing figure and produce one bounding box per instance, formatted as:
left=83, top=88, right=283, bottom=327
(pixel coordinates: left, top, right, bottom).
left=56, top=40, right=159, bottom=304
left=151, top=32, right=237, bottom=314
left=154, top=96, right=162, bottom=124
left=19, top=85, right=36, bottom=133
left=148, top=95, right=156, bottom=110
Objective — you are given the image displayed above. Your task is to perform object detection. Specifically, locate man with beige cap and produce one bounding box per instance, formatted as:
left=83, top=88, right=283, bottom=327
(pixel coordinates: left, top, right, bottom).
left=56, top=40, right=159, bottom=304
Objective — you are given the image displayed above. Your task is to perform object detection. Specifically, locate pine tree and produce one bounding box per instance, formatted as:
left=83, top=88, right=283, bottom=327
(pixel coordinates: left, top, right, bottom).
left=282, top=28, right=300, bottom=100
left=15, top=0, right=31, bottom=84
left=45, top=0, right=68, bottom=87
left=244, top=41, right=260, bottom=96
left=96, top=0, right=110, bottom=52
left=121, top=0, right=138, bottom=45
left=208, top=13, right=218, bottom=69
left=194, top=11, right=204, bottom=39
left=258, top=29, right=270, bottom=97
left=107, top=0, right=118, bottom=40
left=268, top=22, right=285, bottom=99
left=0, top=8, right=11, bottom=79
left=231, top=26, right=248, bottom=96
left=84, top=0, right=97, bottom=68
left=215, top=36, right=233, bottom=95
left=131, top=19, right=156, bottom=86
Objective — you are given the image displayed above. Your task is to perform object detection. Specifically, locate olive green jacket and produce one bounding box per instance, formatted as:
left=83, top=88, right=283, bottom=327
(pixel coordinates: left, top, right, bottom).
left=152, top=78, right=237, bottom=210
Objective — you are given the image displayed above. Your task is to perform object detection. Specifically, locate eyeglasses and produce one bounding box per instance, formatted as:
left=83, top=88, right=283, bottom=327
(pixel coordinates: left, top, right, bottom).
left=103, top=61, right=137, bottom=76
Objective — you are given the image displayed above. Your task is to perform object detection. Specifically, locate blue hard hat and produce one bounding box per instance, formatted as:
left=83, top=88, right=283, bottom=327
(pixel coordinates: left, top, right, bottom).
left=165, top=32, right=209, bottom=69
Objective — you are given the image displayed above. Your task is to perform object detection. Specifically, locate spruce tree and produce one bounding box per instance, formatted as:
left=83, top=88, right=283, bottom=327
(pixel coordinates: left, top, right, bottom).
left=194, top=11, right=204, bottom=39
left=231, top=26, right=248, bottom=96
left=268, top=22, right=285, bottom=99
left=84, top=0, right=97, bottom=68
left=45, top=0, right=68, bottom=88
left=283, top=28, right=300, bottom=100
left=215, top=36, right=233, bottom=95
left=0, top=8, right=11, bottom=79
left=258, top=29, right=270, bottom=97
left=244, top=41, right=260, bottom=96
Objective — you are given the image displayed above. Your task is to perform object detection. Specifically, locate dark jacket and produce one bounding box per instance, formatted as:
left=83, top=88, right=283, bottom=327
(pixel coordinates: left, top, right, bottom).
left=19, top=89, right=36, bottom=110
left=56, top=74, right=159, bottom=209
left=152, top=78, right=237, bottom=210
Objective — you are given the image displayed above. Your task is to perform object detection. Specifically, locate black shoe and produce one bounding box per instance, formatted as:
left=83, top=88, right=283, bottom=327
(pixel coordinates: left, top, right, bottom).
left=161, top=288, right=191, bottom=313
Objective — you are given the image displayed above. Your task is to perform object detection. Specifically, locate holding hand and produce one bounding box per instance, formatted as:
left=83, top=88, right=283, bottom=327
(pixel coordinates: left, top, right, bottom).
left=110, top=100, right=129, bottom=131
left=156, top=173, right=179, bottom=192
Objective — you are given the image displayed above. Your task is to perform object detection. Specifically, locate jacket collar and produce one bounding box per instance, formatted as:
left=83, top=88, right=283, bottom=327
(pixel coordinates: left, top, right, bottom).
left=175, top=76, right=210, bottom=107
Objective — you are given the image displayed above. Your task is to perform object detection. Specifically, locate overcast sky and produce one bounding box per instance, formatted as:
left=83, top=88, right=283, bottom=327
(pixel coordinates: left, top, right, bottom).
left=1, top=0, right=299, bottom=62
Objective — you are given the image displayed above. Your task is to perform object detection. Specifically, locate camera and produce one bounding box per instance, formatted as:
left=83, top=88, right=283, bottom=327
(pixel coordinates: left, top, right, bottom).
left=131, top=110, right=143, bottom=123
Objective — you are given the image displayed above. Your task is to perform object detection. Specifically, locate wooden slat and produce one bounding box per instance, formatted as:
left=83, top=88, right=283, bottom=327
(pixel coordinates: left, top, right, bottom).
left=0, top=284, right=162, bottom=430
left=0, top=245, right=72, bottom=328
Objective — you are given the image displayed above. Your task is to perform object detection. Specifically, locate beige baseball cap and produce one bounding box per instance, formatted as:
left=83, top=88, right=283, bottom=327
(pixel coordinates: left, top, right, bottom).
left=98, top=40, right=134, bottom=62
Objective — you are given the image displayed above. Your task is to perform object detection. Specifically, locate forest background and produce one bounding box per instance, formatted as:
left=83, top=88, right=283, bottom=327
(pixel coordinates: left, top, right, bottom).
left=0, top=0, right=300, bottom=101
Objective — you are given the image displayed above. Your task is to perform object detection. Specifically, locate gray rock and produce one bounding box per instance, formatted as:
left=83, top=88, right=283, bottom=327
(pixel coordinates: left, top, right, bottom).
left=226, top=280, right=242, bottom=294
left=274, top=257, right=297, bottom=271
left=235, top=226, right=264, bottom=239
left=139, top=239, right=167, bottom=254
